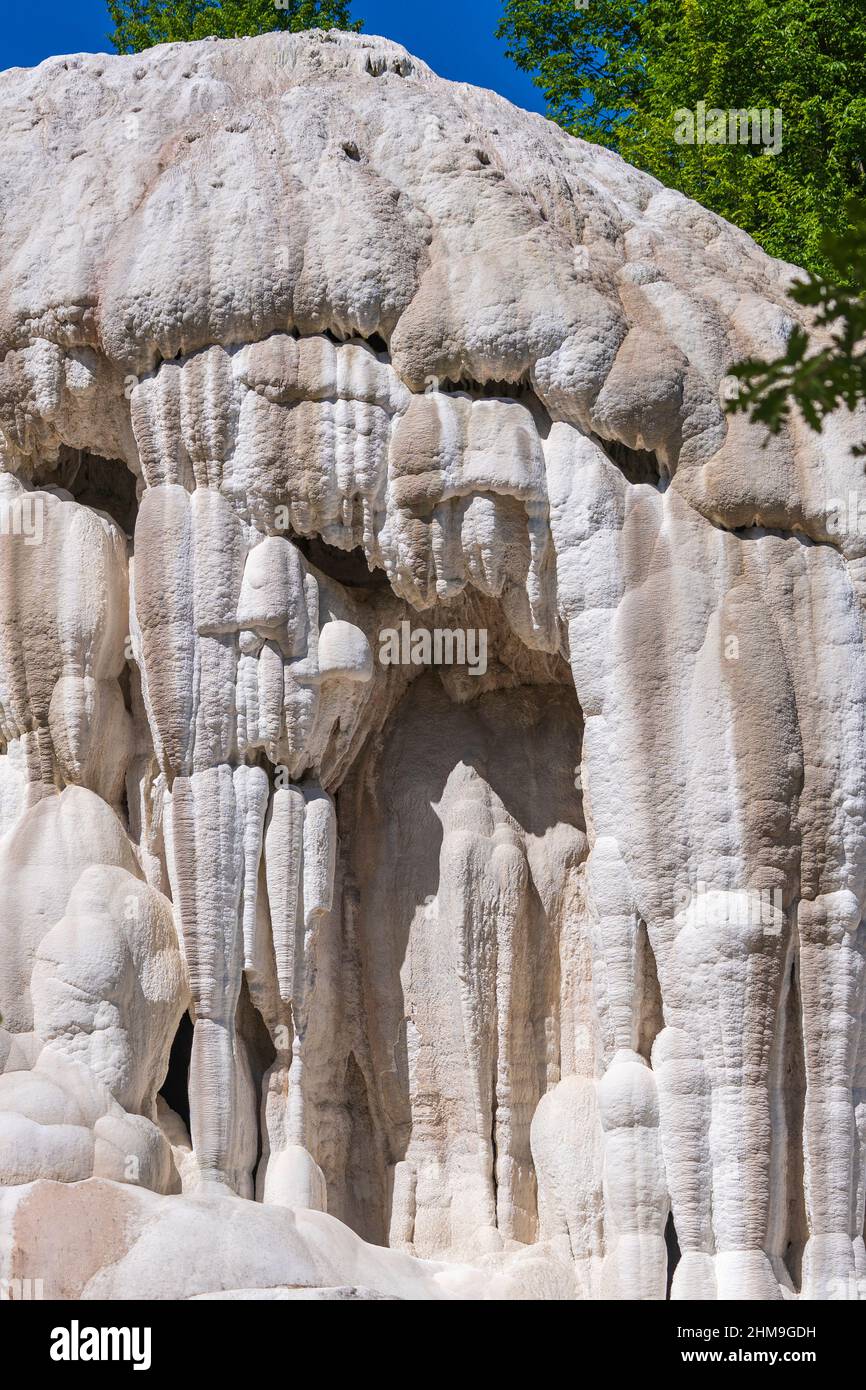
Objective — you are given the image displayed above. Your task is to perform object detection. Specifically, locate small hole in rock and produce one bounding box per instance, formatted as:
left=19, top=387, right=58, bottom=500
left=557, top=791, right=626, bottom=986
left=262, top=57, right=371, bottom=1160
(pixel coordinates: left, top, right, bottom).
left=33, top=448, right=139, bottom=538
left=159, top=1010, right=194, bottom=1132
left=293, top=534, right=390, bottom=589
left=665, top=1211, right=681, bottom=1298
left=597, top=436, right=665, bottom=489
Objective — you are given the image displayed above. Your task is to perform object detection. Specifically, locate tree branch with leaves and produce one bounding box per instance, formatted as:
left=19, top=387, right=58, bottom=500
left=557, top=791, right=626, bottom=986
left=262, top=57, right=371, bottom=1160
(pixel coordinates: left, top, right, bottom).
left=727, top=199, right=866, bottom=455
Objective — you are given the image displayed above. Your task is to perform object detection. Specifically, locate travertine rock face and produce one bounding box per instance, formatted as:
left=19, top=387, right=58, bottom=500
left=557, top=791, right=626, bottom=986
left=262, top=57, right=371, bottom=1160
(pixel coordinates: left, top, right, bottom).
left=1, top=29, right=866, bottom=1302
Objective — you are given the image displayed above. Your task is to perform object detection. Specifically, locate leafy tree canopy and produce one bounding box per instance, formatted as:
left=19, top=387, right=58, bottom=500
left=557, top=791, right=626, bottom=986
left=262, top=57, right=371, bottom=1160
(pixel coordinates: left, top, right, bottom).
left=108, top=0, right=361, bottom=53
left=497, top=0, right=866, bottom=278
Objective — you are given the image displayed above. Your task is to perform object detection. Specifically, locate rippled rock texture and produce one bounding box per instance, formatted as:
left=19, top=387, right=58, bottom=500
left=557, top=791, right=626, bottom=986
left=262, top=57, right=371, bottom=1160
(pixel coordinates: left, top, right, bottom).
left=1, top=28, right=866, bottom=1301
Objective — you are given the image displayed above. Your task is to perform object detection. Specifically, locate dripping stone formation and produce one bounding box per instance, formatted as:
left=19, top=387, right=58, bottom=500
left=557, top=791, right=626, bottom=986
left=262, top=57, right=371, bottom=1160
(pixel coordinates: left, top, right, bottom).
left=0, top=28, right=865, bottom=1303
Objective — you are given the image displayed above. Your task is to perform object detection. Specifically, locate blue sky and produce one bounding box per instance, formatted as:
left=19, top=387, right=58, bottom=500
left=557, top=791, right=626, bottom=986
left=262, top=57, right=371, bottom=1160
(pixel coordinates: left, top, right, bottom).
left=0, top=0, right=547, bottom=114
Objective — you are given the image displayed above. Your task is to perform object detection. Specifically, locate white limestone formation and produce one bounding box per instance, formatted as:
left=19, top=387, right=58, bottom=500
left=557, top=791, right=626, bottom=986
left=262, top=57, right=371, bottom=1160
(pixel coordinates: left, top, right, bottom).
left=1, top=28, right=865, bottom=1301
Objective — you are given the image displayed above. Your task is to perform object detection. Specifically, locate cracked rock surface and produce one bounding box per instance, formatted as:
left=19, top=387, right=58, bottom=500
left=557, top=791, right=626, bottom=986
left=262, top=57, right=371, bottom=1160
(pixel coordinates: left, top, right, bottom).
left=1, top=28, right=866, bottom=1301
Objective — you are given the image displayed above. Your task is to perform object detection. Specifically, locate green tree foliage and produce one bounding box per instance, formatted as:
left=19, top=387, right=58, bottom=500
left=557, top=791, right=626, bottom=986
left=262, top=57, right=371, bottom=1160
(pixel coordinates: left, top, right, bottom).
left=728, top=199, right=866, bottom=453
left=497, top=0, right=866, bottom=277
left=108, top=0, right=362, bottom=53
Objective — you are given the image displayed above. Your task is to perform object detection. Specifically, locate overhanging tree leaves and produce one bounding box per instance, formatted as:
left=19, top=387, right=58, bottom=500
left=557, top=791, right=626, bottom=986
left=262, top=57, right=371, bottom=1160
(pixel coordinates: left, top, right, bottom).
left=728, top=199, right=866, bottom=454
left=497, top=0, right=866, bottom=278
left=108, top=0, right=362, bottom=53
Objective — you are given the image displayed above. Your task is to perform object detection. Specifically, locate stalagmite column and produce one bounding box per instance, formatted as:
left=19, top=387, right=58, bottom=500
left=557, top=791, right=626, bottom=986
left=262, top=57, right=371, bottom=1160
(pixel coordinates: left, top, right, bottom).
left=798, top=893, right=866, bottom=1298
left=651, top=1027, right=715, bottom=1299
left=257, top=784, right=337, bottom=1210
